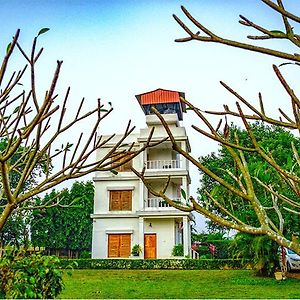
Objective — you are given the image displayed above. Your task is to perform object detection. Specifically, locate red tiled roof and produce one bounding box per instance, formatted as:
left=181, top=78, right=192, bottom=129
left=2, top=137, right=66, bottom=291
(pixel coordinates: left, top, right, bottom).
left=135, top=88, right=184, bottom=105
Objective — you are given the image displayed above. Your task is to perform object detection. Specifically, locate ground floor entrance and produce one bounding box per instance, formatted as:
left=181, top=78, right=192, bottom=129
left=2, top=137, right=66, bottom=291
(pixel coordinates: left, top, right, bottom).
left=108, top=234, right=131, bottom=258
left=144, top=233, right=156, bottom=259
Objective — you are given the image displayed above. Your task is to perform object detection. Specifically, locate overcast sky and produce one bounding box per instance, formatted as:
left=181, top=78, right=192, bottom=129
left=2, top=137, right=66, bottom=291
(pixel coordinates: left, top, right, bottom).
left=2, top=0, right=299, bottom=230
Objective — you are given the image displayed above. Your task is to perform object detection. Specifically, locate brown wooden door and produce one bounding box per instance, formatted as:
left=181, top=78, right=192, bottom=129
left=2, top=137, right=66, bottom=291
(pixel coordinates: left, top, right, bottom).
left=144, top=234, right=156, bottom=259
left=108, top=234, right=131, bottom=258
left=119, top=234, right=131, bottom=257
left=108, top=234, right=120, bottom=258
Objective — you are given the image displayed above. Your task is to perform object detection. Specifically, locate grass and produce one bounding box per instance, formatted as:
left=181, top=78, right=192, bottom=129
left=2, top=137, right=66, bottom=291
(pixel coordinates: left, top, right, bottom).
left=60, top=269, right=300, bottom=299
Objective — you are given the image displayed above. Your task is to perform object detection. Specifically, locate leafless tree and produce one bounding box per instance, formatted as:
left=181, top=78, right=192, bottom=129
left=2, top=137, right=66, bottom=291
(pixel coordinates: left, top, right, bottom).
left=0, top=29, right=160, bottom=232
left=133, top=1, right=300, bottom=254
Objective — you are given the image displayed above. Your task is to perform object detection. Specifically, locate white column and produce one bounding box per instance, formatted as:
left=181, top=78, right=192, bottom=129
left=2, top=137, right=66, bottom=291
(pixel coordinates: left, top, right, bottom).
left=183, top=216, right=189, bottom=256
left=181, top=141, right=187, bottom=170
left=139, top=217, right=144, bottom=258
left=139, top=179, right=145, bottom=210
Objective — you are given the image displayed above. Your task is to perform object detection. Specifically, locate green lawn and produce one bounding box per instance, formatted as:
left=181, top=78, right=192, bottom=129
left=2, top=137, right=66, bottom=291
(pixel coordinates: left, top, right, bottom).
left=60, top=269, right=300, bottom=299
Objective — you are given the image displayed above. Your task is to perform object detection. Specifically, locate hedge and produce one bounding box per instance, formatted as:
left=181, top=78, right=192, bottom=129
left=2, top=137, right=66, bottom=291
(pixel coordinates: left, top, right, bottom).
left=60, top=258, right=250, bottom=270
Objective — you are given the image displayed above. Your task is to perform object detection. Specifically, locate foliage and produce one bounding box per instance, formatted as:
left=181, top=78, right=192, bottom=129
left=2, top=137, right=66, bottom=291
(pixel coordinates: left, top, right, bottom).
left=0, top=138, right=46, bottom=246
left=59, top=258, right=248, bottom=270
left=192, top=232, right=232, bottom=259
left=79, top=251, right=92, bottom=259
left=31, top=181, right=94, bottom=253
left=172, top=244, right=184, bottom=256
left=198, top=124, right=299, bottom=269
left=230, top=233, right=279, bottom=276
left=192, top=232, right=226, bottom=243
left=131, top=244, right=142, bottom=256
left=199, top=123, right=300, bottom=237
left=0, top=246, right=63, bottom=299
left=133, top=1, right=300, bottom=255
left=61, top=269, right=300, bottom=299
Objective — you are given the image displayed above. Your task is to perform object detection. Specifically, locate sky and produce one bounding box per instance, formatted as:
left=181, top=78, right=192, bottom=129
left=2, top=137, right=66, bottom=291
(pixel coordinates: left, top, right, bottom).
left=1, top=0, right=300, bottom=231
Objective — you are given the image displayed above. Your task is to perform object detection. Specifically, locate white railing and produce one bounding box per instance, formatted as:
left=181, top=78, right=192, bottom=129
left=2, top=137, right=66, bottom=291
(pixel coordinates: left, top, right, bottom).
left=146, top=160, right=180, bottom=170
left=145, top=197, right=182, bottom=209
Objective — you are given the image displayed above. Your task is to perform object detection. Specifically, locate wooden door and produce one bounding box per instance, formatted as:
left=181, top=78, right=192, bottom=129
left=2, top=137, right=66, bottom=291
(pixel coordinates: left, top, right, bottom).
left=119, top=234, right=131, bottom=257
left=108, top=234, right=120, bottom=258
left=144, top=234, right=156, bottom=259
left=108, top=234, right=131, bottom=258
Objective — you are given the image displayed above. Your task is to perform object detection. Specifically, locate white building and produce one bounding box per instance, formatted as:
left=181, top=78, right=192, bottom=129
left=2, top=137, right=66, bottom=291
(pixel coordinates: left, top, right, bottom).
left=91, top=89, right=192, bottom=259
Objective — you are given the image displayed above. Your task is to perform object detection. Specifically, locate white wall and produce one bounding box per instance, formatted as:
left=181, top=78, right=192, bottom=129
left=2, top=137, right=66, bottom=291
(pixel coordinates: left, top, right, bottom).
left=144, top=218, right=175, bottom=258
left=94, top=179, right=140, bottom=213
left=92, top=218, right=139, bottom=258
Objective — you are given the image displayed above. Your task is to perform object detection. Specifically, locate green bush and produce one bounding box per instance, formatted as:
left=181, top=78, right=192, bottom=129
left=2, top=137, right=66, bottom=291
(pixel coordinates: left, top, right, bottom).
left=209, top=240, right=232, bottom=259
left=79, top=251, right=91, bottom=259
left=197, top=245, right=211, bottom=258
left=131, top=244, right=142, bottom=256
left=172, top=244, right=184, bottom=256
left=60, top=258, right=249, bottom=270
left=0, top=246, right=64, bottom=299
left=230, top=233, right=279, bottom=276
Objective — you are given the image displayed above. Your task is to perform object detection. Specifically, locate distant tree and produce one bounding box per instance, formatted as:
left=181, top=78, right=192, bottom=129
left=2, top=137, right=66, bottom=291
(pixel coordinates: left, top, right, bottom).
left=199, top=123, right=300, bottom=237
left=0, top=29, right=158, bottom=235
left=134, top=1, right=300, bottom=255
left=31, top=181, right=94, bottom=255
left=0, top=138, right=46, bottom=246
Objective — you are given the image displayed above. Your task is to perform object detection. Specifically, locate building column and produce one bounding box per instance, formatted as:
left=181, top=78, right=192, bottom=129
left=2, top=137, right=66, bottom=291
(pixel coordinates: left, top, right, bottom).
left=139, top=217, right=144, bottom=258
left=182, top=216, right=189, bottom=256
left=139, top=179, right=145, bottom=210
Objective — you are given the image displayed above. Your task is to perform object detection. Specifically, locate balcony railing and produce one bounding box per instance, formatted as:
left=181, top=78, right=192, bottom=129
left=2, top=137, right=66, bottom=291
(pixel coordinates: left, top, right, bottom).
left=146, top=160, right=180, bottom=170
left=145, top=197, right=182, bottom=209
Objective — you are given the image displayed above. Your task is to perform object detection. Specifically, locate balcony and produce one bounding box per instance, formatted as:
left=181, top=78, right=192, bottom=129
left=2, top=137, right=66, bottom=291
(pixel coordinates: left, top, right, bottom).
left=145, top=160, right=180, bottom=170
left=145, top=197, right=182, bottom=209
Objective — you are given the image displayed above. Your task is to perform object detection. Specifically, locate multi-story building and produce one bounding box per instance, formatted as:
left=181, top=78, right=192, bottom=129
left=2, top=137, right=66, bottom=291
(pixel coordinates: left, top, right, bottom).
left=91, top=88, right=192, bottom=259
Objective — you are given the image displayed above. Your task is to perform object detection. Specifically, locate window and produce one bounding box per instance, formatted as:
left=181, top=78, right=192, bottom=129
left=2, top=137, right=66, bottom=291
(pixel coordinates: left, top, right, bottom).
left=111, top=152, right=133, bottom=172
left=108, top=234, right=131, bottom=258
left=109, top=190, right=132, bottom=211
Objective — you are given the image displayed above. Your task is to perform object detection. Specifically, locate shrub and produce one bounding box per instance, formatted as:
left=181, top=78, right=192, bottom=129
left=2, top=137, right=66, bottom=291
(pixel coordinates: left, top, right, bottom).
left=172, top=244, right=184, bottom=256
left=230, top=233, right=279, bottom=276
left=79, top=251, right=91, bottom=259
left=0, top=246, right=64, bottom=299
left=208, top=240, right=232, bottom=259
left=131, top=244, right=142, bottom=256
left=60, top=258, right=249, bottom=270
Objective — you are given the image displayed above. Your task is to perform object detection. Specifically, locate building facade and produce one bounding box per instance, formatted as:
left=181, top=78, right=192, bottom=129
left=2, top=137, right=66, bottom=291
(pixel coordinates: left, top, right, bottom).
left=91, top=89, right=192, bottom=259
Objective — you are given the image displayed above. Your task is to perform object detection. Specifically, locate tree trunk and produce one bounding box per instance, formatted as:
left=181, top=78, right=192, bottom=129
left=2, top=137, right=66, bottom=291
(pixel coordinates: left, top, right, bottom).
left=0, top=203, right=15, bottom=232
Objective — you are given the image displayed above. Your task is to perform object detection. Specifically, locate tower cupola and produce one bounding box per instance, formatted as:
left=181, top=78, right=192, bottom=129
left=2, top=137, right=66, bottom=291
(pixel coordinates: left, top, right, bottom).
left=135, top=88, right=186, bottom=120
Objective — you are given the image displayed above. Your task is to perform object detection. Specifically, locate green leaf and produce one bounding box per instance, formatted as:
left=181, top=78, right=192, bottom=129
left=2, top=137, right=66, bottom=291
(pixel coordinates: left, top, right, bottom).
left=270, top=30, right=284, bottom=35
left=29, top=276, right=36, bottom=284
left=6, top=42, right=11, bottom=54
left=286, top=155, right=293, bottom=170
left=38, top=28, right=50, bottom=36
left=25, top=288, right=35, bottom=298
left=181, top=188, right=187, bottom=200
left=13, top=106, right=20, bottom=114
left=110, top=169, right=118, bottom=175
left=100, top=109, right=108, bottom=112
